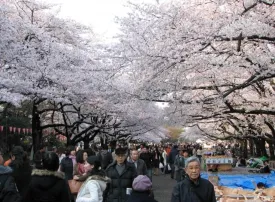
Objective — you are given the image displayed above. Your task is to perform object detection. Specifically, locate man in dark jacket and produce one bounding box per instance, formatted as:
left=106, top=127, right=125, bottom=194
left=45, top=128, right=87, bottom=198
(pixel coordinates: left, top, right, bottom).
left=171, top=156, right=216, bottom=202
left=0, top=152, right=21, bottom=202
left=105, top=148, right=137, bottom=202
left=129, top=150, right=147, bottom=176
left=97, top=145, right=113, bottom=170
left=139, top=146, right=153, bottom=181
left=174, top=149, right=188, bottom=182
left=167, top=145, right=178, bottom=179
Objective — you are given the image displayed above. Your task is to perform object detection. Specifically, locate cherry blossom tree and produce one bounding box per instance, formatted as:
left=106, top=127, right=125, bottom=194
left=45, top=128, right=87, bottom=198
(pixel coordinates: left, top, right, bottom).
left=111, top=0, right=275, bottom=154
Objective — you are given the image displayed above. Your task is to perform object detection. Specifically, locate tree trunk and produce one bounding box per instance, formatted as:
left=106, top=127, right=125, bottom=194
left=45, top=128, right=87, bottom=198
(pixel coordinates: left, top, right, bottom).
left=254, top=139, right=261, bottom=157
left=32, top=101, right=42, bottom=155
left=260, top=139, right=268, bottom=157
left=100, top=136, right=108, bottom=148
left=268, top=141, right=275, bottom=160
left=67, top=137, right=73, bottom=147
left=84, top=139, right=89, bottom=149
left=243, top=139, right=248, bottom=158
left=249, top=139, right=254, bottom=157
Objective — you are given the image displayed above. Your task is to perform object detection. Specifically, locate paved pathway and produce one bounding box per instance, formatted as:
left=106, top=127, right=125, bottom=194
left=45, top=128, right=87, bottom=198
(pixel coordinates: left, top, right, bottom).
left=153, top=174, right=176, bottom=202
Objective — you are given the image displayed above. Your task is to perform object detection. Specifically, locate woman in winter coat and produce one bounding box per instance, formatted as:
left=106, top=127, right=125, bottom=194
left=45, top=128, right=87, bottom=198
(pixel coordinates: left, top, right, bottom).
left=126, top=175, right=158, bottom=202
left=76, top=156, right=110, bottom=202
left=9, top=146, right=32, bottom=199
left=23, top=151, right=71, bottom=202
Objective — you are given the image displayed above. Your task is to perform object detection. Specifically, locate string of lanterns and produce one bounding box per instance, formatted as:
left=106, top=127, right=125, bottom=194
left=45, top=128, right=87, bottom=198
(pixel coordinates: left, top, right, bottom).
left=0, top=126, right=32, bottom=134
left=0, top=126, right=66, bottom=141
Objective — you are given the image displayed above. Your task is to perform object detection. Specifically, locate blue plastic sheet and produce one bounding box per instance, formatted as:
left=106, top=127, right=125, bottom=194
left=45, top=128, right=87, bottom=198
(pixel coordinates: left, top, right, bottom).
left=201, top=172, right=275, bottom=190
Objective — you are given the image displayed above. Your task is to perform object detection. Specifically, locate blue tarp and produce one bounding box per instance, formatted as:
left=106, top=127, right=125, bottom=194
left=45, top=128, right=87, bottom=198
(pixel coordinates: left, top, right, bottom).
left=201, top=171, right=275, bottom=190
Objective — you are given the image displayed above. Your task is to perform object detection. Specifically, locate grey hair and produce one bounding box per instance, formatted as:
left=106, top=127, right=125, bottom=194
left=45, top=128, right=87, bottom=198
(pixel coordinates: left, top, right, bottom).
left=185, top=156, right=200, bottom=168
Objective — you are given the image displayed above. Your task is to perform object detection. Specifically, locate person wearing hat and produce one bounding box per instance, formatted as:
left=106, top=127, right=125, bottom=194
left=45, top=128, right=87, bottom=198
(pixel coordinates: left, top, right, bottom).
left=126, top=175, right=158, bottom=202
left=23, top=151, right=71, bottom=202
left=105, top=147, right=137, bottom=202
left=9, top=146, right=32, bottom=198
left=171, top=156, right=216, bottom=202
left=174, top=148, right=188, bottom=182
left=76, top=156, right=110, bottom=202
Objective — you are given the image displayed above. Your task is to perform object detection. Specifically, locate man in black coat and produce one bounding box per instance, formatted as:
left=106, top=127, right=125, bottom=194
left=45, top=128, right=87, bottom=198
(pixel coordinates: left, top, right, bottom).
left=167, top=145, right=178, bottom=179
left=139, top=146, right=153, bottom=181
left=105, top=148, right=137, bottom=202
left=0, top=152, right=21, bottom=202
left=97, top=145, right=113, bottom=170
left=171, top=156, right=216, bottom=202
left=128, top=150, right=147, bottom=176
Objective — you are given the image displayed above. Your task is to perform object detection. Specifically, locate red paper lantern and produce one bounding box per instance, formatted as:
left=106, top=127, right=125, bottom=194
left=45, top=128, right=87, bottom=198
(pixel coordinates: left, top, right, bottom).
left=9, top=127, right=13, bottom=133
left=0, top=126, right=3, bottom=132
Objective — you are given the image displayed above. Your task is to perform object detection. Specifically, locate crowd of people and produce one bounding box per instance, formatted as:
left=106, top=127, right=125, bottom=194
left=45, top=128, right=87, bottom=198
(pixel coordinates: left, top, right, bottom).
left=0, top=143, right=218, bottom=202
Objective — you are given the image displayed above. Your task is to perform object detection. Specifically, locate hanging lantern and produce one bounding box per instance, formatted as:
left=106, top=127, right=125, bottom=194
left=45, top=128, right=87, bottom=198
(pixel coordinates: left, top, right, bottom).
left=0, top=126, right=3, bottom=132
left=17, top=128, right=21, bottom=134
left=13, top=127, right=17, bottom=133
left=9, top=127, right=13, bottom=133
left=22, top=128, right=26, bottom=134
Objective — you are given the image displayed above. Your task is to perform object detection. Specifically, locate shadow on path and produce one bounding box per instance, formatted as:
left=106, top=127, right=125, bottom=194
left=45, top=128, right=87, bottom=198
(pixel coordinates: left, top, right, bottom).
left=153, top=174, right=176, bottom=202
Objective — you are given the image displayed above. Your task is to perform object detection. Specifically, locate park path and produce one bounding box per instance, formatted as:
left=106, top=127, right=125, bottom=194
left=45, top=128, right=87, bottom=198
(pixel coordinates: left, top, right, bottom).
left=153, top=174, right=176, bottom=202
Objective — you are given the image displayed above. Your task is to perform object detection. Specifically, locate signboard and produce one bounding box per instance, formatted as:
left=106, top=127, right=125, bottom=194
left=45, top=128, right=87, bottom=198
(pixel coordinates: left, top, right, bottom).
left=206, top=158, right=233, bottom=165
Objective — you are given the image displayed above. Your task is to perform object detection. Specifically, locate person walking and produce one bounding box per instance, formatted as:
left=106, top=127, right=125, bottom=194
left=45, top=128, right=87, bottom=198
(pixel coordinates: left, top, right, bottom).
left=97, top=145, right=113, bottom=170
left=196, top=146, right=203, bottom=163
left=76, top=156, right=110, bottom=202
left=152, top=147, right=161, bottom=176
left=60, top=148, right=74, bottom=180
left=0, top=152, right=21, bottom=202
left=74, top=150, right=88, bottom=176
left=126, top=175, right=158, bottom=202
left=167, top=145, right=178, bottom=179
left=139, top=146, right=153, bottom=181
left=174, top=149, right=189, bottom=182
left=105, top=148, right=137, bottom=202
left=33, top=145, right=46, bottom=169
left=128, top=150, right=147, bottom=176
left=23, top=151, right=71, bottom=202
left=171, top=156, right=216, bottom=202
left=9, top=146, right=32, bottom=199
